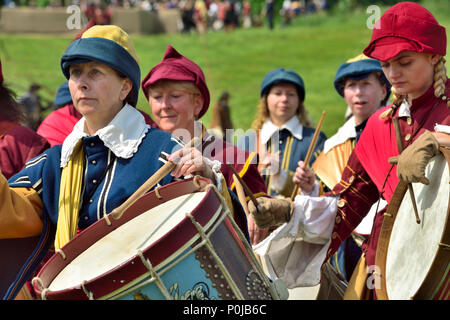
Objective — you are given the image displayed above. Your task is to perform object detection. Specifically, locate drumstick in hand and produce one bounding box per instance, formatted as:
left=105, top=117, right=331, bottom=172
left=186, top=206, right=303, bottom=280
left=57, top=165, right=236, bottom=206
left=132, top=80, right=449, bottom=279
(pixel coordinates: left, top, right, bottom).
left=227, top=164, right=259, bottom=211
left=392, top=118, right=421, bottom=224
left=109, top=137, right=201, bottom=220
left=290, top=111, right=326, bottom=200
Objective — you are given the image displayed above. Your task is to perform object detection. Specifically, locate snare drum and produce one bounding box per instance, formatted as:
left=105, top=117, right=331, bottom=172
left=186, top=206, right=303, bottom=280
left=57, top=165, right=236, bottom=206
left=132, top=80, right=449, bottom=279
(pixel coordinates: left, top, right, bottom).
left=32, top=177, right=282, bottom=300
left=376, top=148, right=450, bottom=300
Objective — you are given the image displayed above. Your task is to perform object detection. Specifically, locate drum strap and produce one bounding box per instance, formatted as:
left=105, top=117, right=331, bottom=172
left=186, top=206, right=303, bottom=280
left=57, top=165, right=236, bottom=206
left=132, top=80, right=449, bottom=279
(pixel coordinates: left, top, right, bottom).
left=380, top=98, right=441, bottom=192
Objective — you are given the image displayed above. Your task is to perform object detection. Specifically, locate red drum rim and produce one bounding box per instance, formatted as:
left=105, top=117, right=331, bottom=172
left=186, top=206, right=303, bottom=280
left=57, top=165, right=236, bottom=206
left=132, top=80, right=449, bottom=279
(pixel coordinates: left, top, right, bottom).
left=33, top=177, right=222, bottom=300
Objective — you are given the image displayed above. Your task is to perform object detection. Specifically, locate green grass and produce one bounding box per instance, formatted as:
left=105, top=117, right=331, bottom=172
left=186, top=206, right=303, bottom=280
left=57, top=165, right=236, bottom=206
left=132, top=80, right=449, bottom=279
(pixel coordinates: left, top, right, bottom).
left=1, top=0, right=449, bottom=137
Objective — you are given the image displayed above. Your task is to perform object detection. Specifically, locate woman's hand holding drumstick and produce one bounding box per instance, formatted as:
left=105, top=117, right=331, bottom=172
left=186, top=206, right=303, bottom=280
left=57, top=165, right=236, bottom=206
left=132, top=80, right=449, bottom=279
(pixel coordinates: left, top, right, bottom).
left=290, top=111, right=326, bottom=200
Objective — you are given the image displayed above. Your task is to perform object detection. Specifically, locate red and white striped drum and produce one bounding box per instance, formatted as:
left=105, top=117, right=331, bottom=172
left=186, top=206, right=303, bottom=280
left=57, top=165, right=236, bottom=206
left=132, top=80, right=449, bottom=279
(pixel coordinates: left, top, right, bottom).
left=376, top=147, right=450, bottom=300
left=32, top=177, right=284, bottom=300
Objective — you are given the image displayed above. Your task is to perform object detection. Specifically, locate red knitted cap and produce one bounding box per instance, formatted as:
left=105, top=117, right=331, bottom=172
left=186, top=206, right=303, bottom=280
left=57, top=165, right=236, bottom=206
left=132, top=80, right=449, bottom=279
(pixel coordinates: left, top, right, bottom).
left=363, top=2, right=446, bottom=61
left=141, top=45, right=210, bottom=119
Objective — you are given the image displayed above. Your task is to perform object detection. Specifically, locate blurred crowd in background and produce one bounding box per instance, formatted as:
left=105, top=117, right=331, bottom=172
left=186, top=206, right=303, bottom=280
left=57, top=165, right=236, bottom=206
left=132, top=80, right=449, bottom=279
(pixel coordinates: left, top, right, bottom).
left=2, top=0, right=329, bottom=33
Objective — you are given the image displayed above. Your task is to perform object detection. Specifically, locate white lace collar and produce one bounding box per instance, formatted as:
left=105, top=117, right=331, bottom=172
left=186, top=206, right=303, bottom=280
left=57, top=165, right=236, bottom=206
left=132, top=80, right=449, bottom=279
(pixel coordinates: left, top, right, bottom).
left=260, top=116, right=303, bottom=145
left=60, top=104, right=150, bottom=167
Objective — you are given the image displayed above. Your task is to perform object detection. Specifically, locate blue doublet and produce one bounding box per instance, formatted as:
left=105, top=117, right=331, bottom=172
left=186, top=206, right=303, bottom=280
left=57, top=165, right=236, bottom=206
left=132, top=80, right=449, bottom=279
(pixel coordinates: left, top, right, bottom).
left=237, top=117, right=326, bottom=197
left=8, top=129, right=178, bottom=228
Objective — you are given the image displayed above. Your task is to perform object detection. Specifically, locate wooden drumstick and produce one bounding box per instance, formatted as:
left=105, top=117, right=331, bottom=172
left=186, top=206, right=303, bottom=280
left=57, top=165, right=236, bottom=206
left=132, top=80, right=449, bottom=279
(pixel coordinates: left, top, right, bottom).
left=392, top=118, right=421, bottom=224
left=109, top=137, right=201, bottom=220
left=231, top=168, right=265, bottom=265
left=290, top=111, right=326, bottom=200
left=227, top=164, right=259, bottom=210
left=233, top=173, right=250, bottom=216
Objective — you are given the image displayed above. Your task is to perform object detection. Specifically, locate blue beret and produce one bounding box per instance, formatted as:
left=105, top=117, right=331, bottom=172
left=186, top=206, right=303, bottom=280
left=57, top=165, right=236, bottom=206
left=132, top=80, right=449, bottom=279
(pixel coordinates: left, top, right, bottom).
left=260, top=68, right=305, bottom=102
left=53, top=81, right=72, bottom=107
left=60, top=26, right=140, bottom=107
left=333, top=59, right=391, bottom=100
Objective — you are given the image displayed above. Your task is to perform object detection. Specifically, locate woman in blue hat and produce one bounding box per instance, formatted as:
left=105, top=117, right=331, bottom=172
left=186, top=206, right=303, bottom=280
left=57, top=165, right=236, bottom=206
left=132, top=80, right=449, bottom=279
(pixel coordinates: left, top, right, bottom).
left=238, top=67, right=327, bottom=199
left=294, top=54, right=391, bottom=299
left=0, top=25, right=220, bottom=300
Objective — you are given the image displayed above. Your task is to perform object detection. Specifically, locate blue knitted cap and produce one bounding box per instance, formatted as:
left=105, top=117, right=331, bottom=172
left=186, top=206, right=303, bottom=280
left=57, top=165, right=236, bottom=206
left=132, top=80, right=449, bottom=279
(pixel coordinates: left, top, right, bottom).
left=260, top=68, right=305, bottom=102
left=60, top=25, right=140, bottom=107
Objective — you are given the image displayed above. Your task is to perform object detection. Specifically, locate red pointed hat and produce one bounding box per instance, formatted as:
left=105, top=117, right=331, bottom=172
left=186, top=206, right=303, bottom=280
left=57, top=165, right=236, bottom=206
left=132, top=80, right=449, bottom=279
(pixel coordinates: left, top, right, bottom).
left=363, top=2, right=446, bottom=61
left=141, top=45, right=210, bottom=119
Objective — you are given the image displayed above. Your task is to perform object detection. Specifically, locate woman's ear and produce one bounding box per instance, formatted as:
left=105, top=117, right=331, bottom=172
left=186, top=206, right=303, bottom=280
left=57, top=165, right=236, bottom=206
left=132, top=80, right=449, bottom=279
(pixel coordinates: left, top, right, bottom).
left=430, top=54, right=441, bottom=66
left=120, top=78, right=133, bottom=102
left=193, top=94, right=204, bottom=119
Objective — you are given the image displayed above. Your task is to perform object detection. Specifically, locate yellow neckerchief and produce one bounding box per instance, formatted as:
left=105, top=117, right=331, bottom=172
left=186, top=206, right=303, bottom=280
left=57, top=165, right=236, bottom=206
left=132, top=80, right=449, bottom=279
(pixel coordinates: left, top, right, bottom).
left=54, top=140, right=85, bottom=250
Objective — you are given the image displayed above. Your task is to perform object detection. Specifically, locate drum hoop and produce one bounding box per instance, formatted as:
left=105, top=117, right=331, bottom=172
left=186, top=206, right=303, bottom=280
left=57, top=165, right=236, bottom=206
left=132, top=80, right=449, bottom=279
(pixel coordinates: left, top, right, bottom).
left=375, top=147, right=450, bottom=300
left=34, top=177, right=219, bottom=300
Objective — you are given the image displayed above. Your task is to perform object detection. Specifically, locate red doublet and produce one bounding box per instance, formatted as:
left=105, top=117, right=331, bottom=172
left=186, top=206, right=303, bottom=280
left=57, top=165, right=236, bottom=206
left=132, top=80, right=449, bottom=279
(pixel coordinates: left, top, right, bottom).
left=37, top=104, right=82, bottom=147
left=0, top=120, right=50, bottom=179
left=326, top=80, right=450, bottom=269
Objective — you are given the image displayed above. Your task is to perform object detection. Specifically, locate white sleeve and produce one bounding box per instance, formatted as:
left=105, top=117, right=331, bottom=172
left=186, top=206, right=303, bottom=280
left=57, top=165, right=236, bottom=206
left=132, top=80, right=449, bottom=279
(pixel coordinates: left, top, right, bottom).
left=300, top=180, right=320, bottom=197
left=253, top=194, right=338, bottom=288
left=434, top=123, right=450, bottom=134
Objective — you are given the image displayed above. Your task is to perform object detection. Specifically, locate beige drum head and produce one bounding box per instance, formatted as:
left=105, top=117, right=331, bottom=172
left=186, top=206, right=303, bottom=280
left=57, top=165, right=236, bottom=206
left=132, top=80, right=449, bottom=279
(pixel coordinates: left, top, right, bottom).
left=385, top=155, right=448, bottom=299
left=49, top=192, right=207, bottom=292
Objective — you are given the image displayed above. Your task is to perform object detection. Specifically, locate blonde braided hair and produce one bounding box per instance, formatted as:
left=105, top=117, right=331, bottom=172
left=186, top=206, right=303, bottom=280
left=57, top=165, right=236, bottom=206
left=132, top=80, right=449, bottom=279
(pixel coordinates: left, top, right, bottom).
left=379, top=86, right=405, bottom=119
left=380, top=55, right=449, bottom=120
left=434, top=57, right=450, bottom=107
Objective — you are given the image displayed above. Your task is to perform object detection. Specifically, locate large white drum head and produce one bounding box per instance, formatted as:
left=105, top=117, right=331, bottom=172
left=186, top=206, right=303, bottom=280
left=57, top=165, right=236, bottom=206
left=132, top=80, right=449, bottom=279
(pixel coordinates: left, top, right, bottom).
left=49, top=192, right=207, bottom=291
left=386, top=155, right=448, bottom=299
